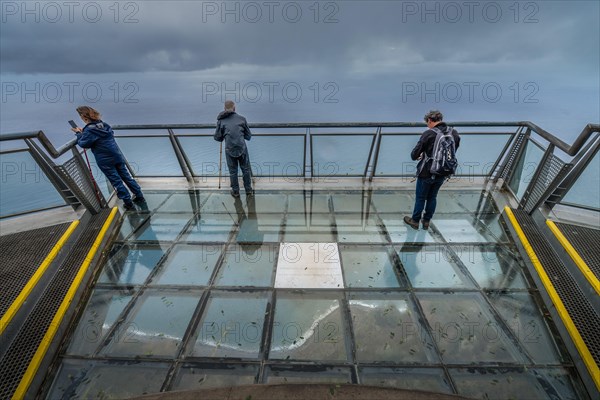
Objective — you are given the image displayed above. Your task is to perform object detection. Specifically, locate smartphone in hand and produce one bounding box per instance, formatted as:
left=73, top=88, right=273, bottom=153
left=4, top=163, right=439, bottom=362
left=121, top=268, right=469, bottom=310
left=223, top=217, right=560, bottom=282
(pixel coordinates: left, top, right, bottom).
left=68, top=120, right=78, bottom=128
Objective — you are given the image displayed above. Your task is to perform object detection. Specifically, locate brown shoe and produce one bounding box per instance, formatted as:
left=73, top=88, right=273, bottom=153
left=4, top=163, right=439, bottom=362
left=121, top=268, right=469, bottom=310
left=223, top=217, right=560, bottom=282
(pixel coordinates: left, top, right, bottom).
left=403, top=216, right=419, bottom=230
left=422, top=220, right=430, bottom=230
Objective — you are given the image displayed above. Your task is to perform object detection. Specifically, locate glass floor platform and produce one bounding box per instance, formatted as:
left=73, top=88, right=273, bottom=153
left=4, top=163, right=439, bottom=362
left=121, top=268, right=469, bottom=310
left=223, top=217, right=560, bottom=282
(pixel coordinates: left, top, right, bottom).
left=47, top=190, right=587, bottom=399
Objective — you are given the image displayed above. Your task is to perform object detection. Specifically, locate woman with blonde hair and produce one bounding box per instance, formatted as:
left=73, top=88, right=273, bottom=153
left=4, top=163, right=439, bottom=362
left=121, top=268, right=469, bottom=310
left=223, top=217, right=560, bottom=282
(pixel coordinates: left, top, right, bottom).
left=71, top=106, right=144, bottom=210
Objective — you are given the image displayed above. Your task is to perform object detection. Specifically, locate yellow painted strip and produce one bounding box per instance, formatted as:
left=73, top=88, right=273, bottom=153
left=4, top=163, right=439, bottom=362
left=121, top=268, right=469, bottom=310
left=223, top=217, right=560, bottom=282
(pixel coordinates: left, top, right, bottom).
left=0, top=220, right=80, bottom=336
left=12, top=207, right=118, bottom=400
left=546, top=220, right=600, bottom=297
left=504, top=207, right=600, bottom=391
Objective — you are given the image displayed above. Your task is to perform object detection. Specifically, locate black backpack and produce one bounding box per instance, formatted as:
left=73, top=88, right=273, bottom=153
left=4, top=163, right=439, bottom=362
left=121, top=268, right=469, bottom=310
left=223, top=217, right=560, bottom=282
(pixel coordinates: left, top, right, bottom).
left=425, top=126, right=458, bottom=176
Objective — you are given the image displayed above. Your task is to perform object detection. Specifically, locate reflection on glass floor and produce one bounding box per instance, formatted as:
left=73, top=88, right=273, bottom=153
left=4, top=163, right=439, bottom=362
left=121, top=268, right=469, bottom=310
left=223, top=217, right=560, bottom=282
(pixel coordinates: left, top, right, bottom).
left=48, top=190, right=586, bottom=399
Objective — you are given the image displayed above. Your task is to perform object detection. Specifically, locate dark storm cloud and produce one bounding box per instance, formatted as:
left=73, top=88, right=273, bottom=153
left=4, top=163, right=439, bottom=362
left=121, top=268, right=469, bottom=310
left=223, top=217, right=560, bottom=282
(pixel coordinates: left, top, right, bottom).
left=1, top=1, right=597, bottom=75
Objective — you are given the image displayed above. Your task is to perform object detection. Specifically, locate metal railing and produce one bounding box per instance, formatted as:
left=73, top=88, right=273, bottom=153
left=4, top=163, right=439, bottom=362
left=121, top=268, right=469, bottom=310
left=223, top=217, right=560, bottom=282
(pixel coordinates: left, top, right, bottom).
left=1, top=121, right=598, bottom=218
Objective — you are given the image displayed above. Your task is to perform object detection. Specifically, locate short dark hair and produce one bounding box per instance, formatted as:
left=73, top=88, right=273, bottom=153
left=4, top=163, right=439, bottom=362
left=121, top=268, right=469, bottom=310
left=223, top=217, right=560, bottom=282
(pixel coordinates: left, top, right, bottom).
left=424, top=110, right=443, bottom=122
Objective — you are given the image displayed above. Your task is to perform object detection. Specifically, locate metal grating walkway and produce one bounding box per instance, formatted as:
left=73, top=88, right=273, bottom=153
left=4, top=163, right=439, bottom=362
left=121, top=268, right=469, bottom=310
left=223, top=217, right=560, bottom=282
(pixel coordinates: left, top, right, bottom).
left=555, top=222, right=600, bottom=282
left=510, top=210, right=600, bottom=390
left=0, top=209, right=113, bottom=399
left=0, top=223, right=70, bottom=318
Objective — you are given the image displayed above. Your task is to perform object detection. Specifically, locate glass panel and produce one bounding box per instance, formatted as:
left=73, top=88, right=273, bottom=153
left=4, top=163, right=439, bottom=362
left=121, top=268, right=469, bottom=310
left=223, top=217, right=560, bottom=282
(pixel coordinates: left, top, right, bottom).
left=376, top=135, right=421, bottom=176
left=450, top=368, right=581, bottom=400
left=150, top=244, right=222, bottom=286
left=379, top=214, right=441, bottom=244
left=134, top=192, right=170, bottom=212
left=417, top=293, right=525, bottom=364
left=118, top=212, right=151, bottom=240
left=250, top=193, right=288, bottom=213
left=340, top=245, right=403, bottom=288
left=99, top=290, right=200, bottom=357
left=331, top=193, right=366, bottom=212
left=177, top=136, right=221, bottom=176
left=509, top=140, right=545, bottom=201
left=0, top=151, right=65, bottom=217
left=264, top=365, right=352, bottom=384
left=270, top=294, right=348, bottom=361
left=430, top=191, right=497, bottom=214
left=454, top=134, right=512, bottom=176
left=489, top=292, right=563, bottom=363
left=214, top=243, right=277, bottom=287
left=335, top=213, right=388, bottom=244
left=191, top=292, right=268, bottom=359
left=182, top=214, right=235, bottom=242
left=172, top=364, right=257, bottom=390
left=132, top=213, right=192, bottom=242
left=370, top=192, right=414, bottom=213
left=312, top=135, right=374, bottom=176
left=454, top=245, right=528, bottom=289
left=432, top=214, right=505, bottom=243
left=562, top=149, right=600, bottom=210
left=283, top=213, right=335, bottom=242
left=201, top=192, right=247, bottom=213
left=157, top=192, right=204, bottom=213
left=399, top=245, right=474, bottom=289
left=66, top=288, right=135, bottom=356
left=116, top=136, right=181, bottom=176
left=98, top=244, right=167, bottom=286
left=47, top=359, right=169, bottom=400
left=349, top=294, right=437, bottom=363
left=359, top=367, right=453, bottom=394
left=247, top=135, right=305, bottom=177
left=288, top=193, right=330, bottom=213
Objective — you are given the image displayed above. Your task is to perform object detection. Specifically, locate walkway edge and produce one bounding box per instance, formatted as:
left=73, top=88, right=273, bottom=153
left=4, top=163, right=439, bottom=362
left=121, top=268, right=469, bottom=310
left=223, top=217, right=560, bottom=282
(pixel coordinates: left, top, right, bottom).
left=504, top=207, right=600, bottom=391
left=0, top=220, right=80, bottom=336
left=12, top=207, right=118, bottom=400
left=546, top=219, right=600, bottom=297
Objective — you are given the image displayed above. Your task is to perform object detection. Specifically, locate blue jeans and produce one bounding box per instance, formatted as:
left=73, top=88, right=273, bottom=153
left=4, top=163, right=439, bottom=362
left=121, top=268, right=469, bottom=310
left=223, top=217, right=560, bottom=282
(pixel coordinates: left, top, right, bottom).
left=226, top=152, right=252, bottom=193
left=411, top=175, right=446, bottom=222
left=99, top=162, right=143, bottom=203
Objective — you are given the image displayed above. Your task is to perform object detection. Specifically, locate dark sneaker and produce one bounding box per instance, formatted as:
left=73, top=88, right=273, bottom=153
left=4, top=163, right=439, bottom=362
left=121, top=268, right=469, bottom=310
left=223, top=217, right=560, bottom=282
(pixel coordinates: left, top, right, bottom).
left=422, top=220, right=430, bottom=230
left=231, top=190, right=240, bottom=198
left=246, top=189, right=254, bottom=197
left=132, top=196, right=146, bottom=204
left=403, top=216, right=419, bottom=230
left=124, top=202, right=135, bottom=211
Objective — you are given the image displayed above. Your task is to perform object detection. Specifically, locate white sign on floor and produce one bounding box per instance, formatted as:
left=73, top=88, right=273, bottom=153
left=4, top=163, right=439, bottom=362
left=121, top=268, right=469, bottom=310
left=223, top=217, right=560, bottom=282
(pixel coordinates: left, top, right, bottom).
left=275, top=242, right=344, bottom=289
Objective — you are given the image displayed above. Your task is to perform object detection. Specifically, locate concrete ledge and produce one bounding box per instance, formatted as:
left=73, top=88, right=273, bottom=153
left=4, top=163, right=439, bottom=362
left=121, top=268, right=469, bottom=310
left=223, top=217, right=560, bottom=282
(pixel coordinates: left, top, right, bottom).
left=133, top=384, right=471, bottom=400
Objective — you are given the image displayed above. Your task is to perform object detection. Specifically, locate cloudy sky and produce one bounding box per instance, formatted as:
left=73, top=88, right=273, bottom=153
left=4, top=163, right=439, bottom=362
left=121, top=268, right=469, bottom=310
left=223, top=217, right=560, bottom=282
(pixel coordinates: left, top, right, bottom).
left=1, top=0, right=598, bottom=144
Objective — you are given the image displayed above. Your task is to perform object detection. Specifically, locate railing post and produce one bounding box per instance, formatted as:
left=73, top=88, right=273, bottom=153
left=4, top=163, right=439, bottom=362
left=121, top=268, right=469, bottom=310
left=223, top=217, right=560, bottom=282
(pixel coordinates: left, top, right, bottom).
left=168, top=128, right=194, bottom=184
left=487, top=126, right=521, bottom=182
left=369, top=127, right=383, bottom=182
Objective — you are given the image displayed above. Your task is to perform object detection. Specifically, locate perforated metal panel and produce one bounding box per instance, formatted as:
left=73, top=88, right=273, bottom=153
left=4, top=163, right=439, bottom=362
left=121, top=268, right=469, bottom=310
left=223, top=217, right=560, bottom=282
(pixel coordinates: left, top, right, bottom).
left=512, top=210, right=600, bottom=368
left=522, top=154, right=572, bottom=213
left=0, top=223, right=70, bottom=317
left=556, top=222, right=600, bottom=281
left=498, top=131, right=527, bottom=182
left=54, top=156, right=103, bottom=214
left=0, top=210, right=112, bottom=399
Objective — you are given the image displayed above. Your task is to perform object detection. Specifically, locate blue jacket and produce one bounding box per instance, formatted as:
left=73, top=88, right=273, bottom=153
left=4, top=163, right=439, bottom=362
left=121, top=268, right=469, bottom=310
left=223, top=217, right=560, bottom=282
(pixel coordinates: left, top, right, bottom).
left=214, top=111, right=252, bottom=157
left=76, top=120, right=126, bottom=166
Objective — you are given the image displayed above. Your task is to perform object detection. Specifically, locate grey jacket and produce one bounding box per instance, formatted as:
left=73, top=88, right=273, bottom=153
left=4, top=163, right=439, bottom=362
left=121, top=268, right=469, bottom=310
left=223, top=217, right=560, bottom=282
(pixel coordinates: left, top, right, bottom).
left=214, top=111, right=252, bottom=157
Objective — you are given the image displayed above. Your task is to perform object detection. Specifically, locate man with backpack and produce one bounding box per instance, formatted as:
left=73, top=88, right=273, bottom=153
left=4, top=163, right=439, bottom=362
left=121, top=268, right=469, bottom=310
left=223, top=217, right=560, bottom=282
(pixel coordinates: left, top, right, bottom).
left=404, top=110, right=460, bottom=230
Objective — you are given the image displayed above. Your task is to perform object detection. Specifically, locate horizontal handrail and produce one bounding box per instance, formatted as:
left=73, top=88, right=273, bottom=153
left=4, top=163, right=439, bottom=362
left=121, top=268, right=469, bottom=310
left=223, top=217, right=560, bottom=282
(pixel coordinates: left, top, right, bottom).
left=1, top=121, right=598, bottom=158
left=0, top=130, right=77, bottom=159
